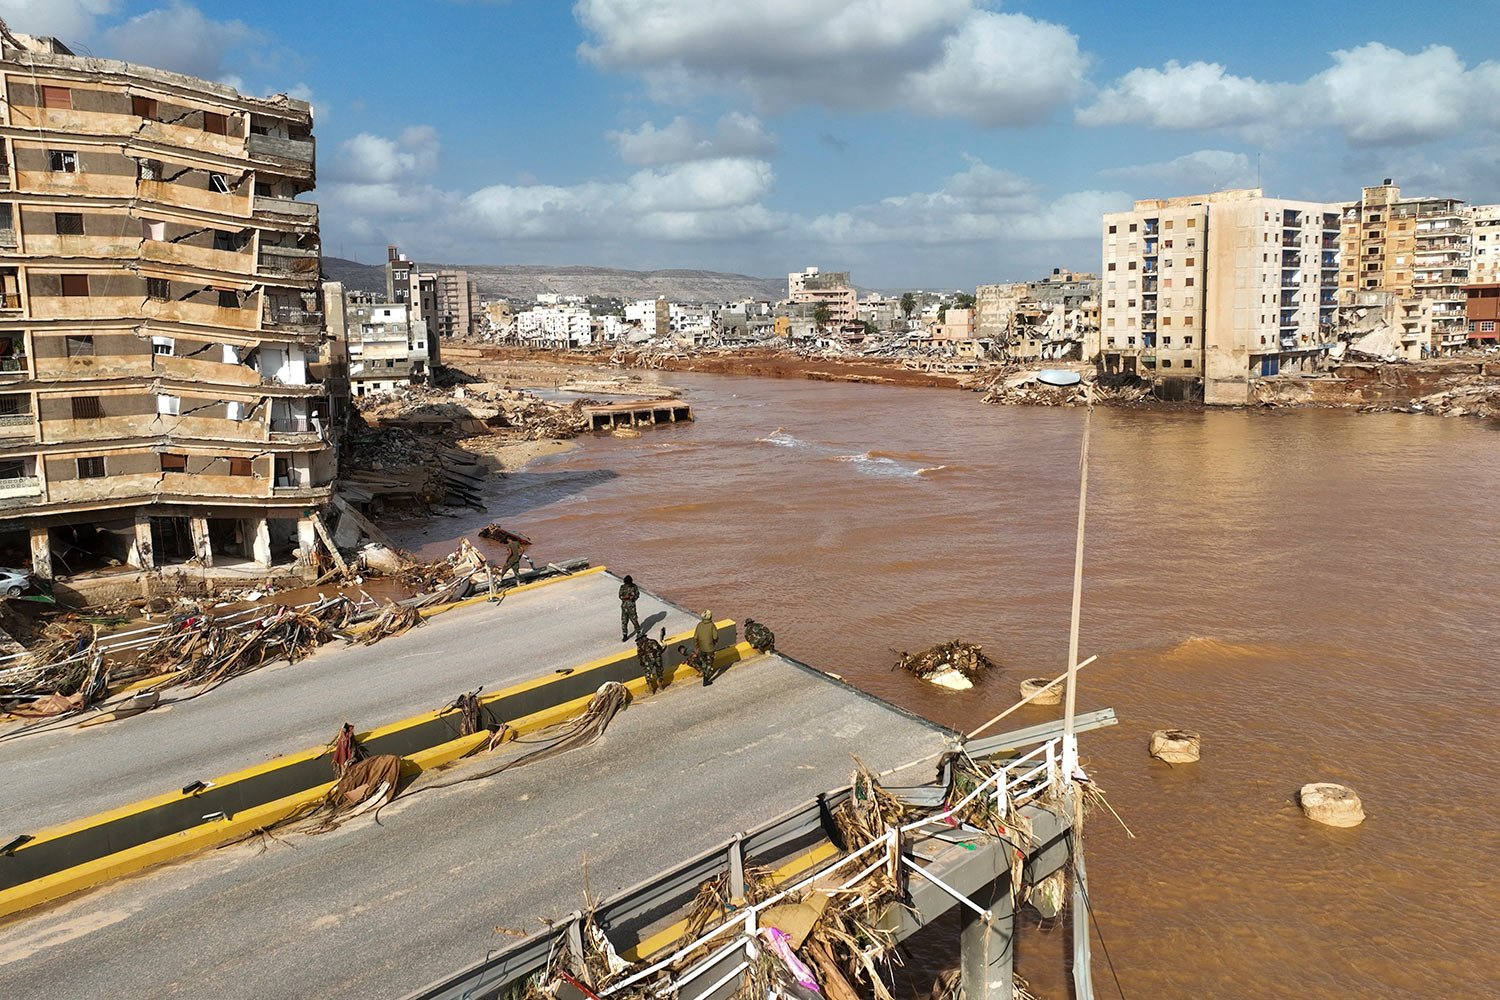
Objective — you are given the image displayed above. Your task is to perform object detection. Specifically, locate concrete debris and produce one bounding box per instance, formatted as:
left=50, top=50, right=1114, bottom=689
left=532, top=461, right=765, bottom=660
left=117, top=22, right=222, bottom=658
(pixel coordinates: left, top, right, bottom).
left=976, top=366, right=1153, bottom=407
left=1299, top=782, right=1365, bottom=827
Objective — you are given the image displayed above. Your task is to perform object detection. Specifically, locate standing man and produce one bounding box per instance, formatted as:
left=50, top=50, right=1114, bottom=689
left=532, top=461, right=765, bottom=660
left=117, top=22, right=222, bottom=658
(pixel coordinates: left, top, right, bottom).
left=693, top=610, right=719, bottom=687
left=619, top=574, right=641, bottom=641
left=499, top=535, right=526, bottom=590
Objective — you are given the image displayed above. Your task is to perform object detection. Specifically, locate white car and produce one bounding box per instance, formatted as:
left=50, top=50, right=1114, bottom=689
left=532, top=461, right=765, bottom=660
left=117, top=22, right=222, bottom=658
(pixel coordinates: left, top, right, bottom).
left=0, top=567, right=31, bottom=598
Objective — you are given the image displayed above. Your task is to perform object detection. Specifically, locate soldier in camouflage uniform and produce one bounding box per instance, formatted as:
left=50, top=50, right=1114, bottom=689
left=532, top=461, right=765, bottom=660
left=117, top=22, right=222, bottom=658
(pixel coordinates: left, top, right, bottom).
left=636, top=631, right=665, bottom=693
left=618, top=575, right=641, bottom=641
left=693, top=611, right=719, bottom=687
left=744, top=618, right=775, bottom=653
left=499, top=537, right=525, bottom=589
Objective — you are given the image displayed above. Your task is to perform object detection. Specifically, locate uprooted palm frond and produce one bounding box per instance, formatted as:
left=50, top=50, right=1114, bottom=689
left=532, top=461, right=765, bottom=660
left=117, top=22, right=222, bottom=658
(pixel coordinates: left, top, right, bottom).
left=893, top=640, right=994, bottom=681
left=354, top=602, right=424, bottom=645
left=832, top=757, right=918, bottom=848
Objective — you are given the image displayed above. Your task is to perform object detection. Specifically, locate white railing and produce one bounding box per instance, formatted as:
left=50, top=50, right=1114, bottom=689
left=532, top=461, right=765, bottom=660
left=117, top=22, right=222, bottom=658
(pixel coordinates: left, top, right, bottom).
left=598, top=739, right=1064, bottom=998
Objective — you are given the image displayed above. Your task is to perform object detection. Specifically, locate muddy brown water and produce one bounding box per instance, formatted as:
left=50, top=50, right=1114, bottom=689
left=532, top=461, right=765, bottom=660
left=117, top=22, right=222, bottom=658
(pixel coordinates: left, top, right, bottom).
left=399, top=373, right=1500, bottom=998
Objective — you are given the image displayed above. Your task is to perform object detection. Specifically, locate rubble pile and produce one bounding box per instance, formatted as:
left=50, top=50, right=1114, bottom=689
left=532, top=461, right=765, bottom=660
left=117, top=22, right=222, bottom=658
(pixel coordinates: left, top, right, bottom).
left=343, top=383, right=593, bottom=513
left=1405, top=381, right=1500, bottom=419
left=977, top=367, right=1153, bottom=407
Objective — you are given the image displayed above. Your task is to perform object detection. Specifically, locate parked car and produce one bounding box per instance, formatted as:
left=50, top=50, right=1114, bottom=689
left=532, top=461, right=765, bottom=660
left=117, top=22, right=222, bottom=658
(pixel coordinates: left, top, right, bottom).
left=0, top=567, right=31, bottom=597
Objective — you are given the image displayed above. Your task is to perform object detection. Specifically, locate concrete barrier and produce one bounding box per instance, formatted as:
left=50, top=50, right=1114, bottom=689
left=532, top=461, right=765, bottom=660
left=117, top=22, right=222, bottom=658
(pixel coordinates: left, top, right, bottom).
left=0, top=619, right=747, bottom=921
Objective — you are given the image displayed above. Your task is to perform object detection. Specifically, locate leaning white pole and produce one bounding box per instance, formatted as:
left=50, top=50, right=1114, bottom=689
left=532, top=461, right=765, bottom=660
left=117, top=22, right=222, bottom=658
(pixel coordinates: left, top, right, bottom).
left=1062, top=405, right=1092, bottom=778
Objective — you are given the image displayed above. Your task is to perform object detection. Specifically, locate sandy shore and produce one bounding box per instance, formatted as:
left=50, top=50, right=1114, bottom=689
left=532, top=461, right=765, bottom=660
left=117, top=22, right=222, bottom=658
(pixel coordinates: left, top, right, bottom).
left=457, top=435, right=578, bottom=473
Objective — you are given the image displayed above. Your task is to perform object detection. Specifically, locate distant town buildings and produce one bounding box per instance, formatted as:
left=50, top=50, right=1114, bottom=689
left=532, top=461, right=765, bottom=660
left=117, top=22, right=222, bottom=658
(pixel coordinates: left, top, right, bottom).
left=0, top=28, right=337, bottom=582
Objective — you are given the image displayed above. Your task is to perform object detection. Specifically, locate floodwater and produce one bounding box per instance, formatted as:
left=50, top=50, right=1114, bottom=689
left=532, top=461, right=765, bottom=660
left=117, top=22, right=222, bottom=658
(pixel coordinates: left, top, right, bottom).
left=401, top=373, right=1500, bottom=998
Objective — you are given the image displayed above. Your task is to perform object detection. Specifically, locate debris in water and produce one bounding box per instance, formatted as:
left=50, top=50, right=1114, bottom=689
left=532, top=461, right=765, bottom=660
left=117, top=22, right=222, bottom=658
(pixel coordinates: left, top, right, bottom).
left=894, top=640, right=994, bottom=689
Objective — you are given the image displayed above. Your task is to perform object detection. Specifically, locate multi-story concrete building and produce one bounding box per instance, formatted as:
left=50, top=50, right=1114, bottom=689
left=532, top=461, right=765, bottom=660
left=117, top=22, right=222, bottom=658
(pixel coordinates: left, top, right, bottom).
left=515, top=305, right=592, bottom=348
left=0, top=30, right=337, bottom=583
left=788, top=266, right=857, bottom=327
left=624, top=297, right=668, bottom=339
left=432, top=269, right=478, bottom=340
left=1339, top=180, right=1470, bottom=355
left=1101, top=189, right=1340, bottom=403
left=1467, top=204, right=1500, bottom=285
left=345, top=301, right=430, bottom=394
left=1463, top=284, right=1500, bottom=348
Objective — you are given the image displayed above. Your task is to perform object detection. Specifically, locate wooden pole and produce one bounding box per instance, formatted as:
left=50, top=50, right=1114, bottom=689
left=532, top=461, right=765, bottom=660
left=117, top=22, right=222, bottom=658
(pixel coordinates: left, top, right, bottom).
left=1062, top=406, right=1092, bottom=772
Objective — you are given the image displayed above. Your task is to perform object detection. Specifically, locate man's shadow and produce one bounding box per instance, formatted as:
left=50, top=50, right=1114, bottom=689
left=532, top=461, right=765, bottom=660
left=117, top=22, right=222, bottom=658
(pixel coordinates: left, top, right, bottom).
left=638, top=610, right=667, bottom=636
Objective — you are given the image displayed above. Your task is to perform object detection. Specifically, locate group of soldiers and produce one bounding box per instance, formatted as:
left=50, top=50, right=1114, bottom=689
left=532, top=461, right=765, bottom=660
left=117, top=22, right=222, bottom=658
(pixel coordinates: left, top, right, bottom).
left=619, top=574, right=774, bottom=692
left=491, top=530, right=773, bottom=695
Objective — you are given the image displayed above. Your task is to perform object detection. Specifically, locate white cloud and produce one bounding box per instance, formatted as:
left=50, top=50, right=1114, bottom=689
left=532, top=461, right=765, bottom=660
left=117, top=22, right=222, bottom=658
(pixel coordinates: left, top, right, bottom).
left=336, top=126, right=440, bottom=185
left=906, top=11, right=1087, bottom=126
left=576, top=0, right=1083, bottom=126
left=1077, top=60, right=1283, bottom=131
left=1102, top=149, right=1256, bottom=190
left=0, top=0, right=116, bottom=44
left=102, top=1, right=259, bottom=84
left=464, top=158, right=779, bottom=242
left=609, top=112, right=776, bottom=166
left=1080, top=45, right=1500, bottom=146
left=802, top=158, right=1123, bottom=245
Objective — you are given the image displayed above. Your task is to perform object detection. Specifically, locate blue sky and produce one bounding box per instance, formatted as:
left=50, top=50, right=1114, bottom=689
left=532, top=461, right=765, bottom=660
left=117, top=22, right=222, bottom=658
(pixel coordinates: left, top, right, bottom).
left=7, top=1, right=1500, bottom=288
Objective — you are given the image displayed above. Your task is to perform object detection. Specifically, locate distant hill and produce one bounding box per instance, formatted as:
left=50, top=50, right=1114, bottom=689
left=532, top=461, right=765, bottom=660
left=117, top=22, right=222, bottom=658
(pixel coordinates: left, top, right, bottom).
left=321, top=258, right=789, bottom=303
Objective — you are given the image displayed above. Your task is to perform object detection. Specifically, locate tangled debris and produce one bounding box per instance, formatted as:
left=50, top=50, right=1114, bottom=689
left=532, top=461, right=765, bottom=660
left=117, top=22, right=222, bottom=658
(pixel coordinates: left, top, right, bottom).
left=894, top=640, right=995, bottom=683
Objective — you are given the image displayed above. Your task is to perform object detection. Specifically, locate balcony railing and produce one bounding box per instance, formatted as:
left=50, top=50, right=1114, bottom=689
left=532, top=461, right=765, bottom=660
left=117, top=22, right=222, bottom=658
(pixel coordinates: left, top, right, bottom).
left=0, top=475, right=40, bottom=501
left=0, top=411, right=33, bottom=427
left=0, top=356, right=26, bottom=374
left=263, top=304, right=322, bottom=327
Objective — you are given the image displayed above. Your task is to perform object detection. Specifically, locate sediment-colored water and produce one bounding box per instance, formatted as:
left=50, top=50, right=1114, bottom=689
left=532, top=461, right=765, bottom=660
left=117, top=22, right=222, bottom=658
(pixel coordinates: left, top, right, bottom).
left=400, top=373, right=1500, bottom=998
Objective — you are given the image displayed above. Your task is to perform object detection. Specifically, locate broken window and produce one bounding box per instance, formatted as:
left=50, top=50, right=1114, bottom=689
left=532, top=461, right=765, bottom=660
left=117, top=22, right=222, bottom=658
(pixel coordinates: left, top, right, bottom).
left=54, top=212, right=84, bottom=236
left=77, top=456, right=106, bottom=479
left=65, top=335, right=94, bottom=357
left=156, top=394, right=180, bottom=416
left=60, top=274, right=89, bottom=296
left=1161, top=359, right=1173, bottom=368
left=217, top=289, right=239, bottom=309
left=48, top=150, right=78, bottom=173
left=147, top=277, right=169, bottom=300
left=202, top=112, right=229, bottom=135
left=41, top=85, right=71, bottom=110
left=72, top=396, right=103, bottom=419
left=228, top=457, right=253, bottom=476
left=212, top=230, right=244, bottom=252
left=142, top=219, right=165, bottom=241
left=139, top=158, right=162, bottom=181
left=209, top=172, right=231, bottom=194
left=160, top=453, right=187, bottom=472
left=132, top=95, right=158, bottom=120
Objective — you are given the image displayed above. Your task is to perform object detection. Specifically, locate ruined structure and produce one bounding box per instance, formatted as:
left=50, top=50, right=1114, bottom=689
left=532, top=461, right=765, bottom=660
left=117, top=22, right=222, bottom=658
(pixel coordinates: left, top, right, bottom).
left=0, top=27, right=336, bottom=583
left=1339, top=180, right=1469, bottom=356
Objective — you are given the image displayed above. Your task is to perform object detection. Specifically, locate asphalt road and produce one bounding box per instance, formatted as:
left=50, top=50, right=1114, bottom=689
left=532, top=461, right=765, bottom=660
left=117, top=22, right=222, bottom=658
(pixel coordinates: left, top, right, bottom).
left=0, top=571, right=698, bottom=833
left=0, top=650, right=948, bottom=1000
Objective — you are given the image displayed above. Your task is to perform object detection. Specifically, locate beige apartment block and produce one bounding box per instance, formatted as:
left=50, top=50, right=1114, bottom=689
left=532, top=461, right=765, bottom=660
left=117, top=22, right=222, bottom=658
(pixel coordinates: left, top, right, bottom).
left=1467, top=204, right=1500, bottom=285
left=0, top=30, right=337, bottom=582
left=1101, top=189, right=1339, bottom=404
left=1339, top=180, right=1470, bottom=355
left=788, top=266, right=857, bottom=326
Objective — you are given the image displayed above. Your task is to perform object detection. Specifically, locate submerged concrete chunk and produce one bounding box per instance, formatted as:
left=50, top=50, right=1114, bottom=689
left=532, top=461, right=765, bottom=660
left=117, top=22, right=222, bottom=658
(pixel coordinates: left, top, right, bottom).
left=1299, top=782, right=1365, bottom=827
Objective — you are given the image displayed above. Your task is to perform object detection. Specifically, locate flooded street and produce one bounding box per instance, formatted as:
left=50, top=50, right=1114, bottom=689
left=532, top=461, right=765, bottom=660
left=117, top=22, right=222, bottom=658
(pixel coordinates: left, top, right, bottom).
left=401, top=373, right=1500, bottom=998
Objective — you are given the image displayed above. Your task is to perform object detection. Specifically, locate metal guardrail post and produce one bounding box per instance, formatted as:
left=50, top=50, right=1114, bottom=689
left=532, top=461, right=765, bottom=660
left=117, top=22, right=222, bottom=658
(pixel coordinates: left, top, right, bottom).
left=727, top=835, right=745, bottom=901
left=566, top=911, right=585, bottom=977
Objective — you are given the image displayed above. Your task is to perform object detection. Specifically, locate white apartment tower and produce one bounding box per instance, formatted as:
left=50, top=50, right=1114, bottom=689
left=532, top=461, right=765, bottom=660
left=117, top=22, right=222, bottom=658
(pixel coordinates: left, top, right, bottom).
left=1101, top=189, right=1340, bottom=405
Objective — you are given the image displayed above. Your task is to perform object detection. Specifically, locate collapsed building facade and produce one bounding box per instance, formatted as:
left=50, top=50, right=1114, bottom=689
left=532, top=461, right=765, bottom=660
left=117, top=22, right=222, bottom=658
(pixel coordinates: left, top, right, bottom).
left=0, top=28, right=338, bottom=585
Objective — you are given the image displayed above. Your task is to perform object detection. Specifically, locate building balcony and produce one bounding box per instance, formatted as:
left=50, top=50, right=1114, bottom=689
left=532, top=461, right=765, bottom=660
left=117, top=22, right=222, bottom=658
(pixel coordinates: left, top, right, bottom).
left=141, top=239, right=254, bottom=276
left=0, top=356, right=28, bottom=379
left=257, top=245, right=320, bottom=281
left=138, top=179, right=251, bottom=218
left=247, top=133, right=315, bottom=174
left=252, top=196, right=319, bottom=226
left=0, top=475, right=40, bottom=503
left=0, top=411, right=34, bottom=436
left=262, top=304, right=323, bottom=331
left=13, top=169, right=136, bottom=199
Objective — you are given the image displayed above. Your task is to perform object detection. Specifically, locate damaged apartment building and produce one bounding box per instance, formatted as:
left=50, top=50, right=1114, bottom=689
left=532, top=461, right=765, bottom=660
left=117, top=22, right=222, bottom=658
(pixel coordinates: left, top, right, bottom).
left=0, top=27, right=340, bottom=587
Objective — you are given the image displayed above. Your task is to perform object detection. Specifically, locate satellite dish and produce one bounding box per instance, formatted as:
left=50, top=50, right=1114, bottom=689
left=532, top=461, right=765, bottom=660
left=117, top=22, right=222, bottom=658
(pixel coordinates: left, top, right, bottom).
left=1037, top=369, right=1082, bottom=387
